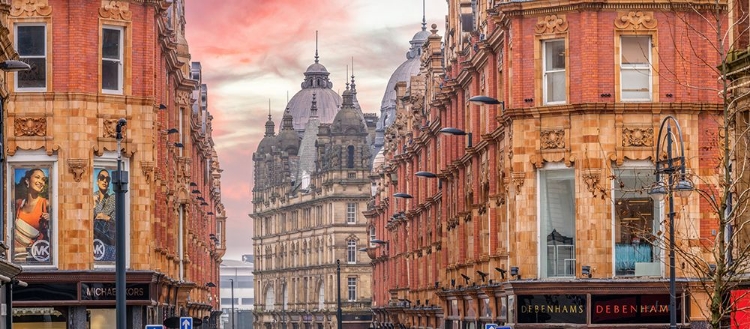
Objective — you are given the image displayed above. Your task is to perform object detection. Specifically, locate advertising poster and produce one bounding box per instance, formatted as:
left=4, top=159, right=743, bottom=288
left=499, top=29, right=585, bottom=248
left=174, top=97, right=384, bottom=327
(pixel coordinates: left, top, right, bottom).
left=93, top=166, right=116, bottom=263
left=11, top=166, right=52, bottom=264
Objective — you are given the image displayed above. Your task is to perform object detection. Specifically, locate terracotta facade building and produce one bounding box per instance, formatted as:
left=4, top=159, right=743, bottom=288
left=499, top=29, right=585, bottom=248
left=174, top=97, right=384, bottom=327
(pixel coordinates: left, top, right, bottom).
left=2, top=0, right=225, bottom=327
left=367, top=0, right=726, bottom=328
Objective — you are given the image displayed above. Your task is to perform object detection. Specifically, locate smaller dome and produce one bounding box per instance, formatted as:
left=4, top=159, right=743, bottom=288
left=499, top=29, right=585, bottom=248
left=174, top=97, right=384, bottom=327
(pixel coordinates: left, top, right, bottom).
left=332, top=107, right=366, bottom=134
left=306, top=62, right=328, bottom=74
left=257, top=136, right=277, bottom=155
left=411, top=29, right=430, bottom=44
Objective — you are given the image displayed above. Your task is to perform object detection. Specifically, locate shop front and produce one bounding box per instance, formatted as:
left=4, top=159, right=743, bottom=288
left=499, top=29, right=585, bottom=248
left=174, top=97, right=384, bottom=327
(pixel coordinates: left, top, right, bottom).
left=10, top=271, right=203, bottom=328
left=437, top=280, right=691, bottom=329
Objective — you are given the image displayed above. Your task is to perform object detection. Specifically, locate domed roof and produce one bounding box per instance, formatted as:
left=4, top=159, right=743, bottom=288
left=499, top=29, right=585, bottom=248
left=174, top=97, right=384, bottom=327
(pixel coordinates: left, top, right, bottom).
left=305, top=62, right=328, bottom=74
left=379, top=58, right=421, bottom=113
left=411, top=29, right=430, bottom=45
left=257, top=135, right=277, bottom=155
left=371, top=148, right=385, bottom=173
left=277, top=109, right=299, bottom=155
left=332, top=82, right=366, bottom=134
left=287, top=52, right=342, bottom=131
left=256, top=113, right=277, bottom=154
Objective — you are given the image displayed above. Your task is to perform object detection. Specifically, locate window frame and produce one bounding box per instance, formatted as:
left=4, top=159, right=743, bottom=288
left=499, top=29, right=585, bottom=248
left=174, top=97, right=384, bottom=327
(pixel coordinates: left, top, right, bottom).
left=101, top=25, right=124, bottom=94
left=346, top=202, right=357, bottom=224
left=537, top=164, right=576, bottom=278
left=619, top=35, right=653, bottom=102
left=347, top=277, right=357, bottom=301
left=542, top=38, right=567, bottom=105
left=14, top=22, right=47, bottom=92
left=347, top=239, right=356, bottom=264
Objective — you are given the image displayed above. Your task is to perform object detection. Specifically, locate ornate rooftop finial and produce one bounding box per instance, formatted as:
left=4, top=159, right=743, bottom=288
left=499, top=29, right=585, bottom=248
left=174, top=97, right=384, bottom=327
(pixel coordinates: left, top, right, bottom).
left=315, top=30, right=319, bottom=63
left=422, top=0, right=427, bottom=31
left=268, top=99, right=271, bottom=120
left=345, top=65, right=350, bottom=90
left=350, top=57, right=356, bottom=92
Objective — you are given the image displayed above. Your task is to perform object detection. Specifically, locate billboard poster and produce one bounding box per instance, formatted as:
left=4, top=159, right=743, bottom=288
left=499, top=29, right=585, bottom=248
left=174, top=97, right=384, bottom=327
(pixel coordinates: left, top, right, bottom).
left=11, top=166, right=52, bottom=264
left=93, top=166, right=116, bottom=263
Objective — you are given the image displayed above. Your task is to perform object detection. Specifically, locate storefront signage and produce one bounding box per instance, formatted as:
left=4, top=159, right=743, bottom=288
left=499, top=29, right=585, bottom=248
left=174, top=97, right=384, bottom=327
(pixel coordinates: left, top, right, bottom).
left=591, top=294, right=679, bottom=324
left=81, top=282, right=150, bottom=300
left=14, top=283, right=78, bottom=301
left=517, top=294, right=586, bottom=324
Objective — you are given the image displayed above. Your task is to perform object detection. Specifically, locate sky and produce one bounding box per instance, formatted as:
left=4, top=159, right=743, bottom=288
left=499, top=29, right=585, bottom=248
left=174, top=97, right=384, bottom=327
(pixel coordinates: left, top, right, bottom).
left=184, top=0, right=447, bottom=261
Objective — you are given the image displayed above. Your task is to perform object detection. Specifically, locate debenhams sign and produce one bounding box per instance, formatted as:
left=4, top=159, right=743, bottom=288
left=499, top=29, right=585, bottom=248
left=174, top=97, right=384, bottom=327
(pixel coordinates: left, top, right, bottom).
left=81, top=282, right=150, bottom=301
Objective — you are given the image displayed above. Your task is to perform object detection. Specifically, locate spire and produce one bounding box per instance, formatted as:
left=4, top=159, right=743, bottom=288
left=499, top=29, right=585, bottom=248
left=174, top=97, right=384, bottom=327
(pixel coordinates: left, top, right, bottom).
left=350, top=57, right=356, bottom=92
left=314, top=30, right=319, bottom=63
left=310, top=92, right=318, bottom=117
left=422, top=0, right=427, bottom=31
left=264, top=101, right=275, bottom=137
left=345, top=65, right=350, bottom=90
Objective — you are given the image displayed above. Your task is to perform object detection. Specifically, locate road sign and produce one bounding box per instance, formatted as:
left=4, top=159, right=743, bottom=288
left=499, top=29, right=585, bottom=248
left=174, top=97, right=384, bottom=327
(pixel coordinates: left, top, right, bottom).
left=485, top=324, right=498, bottom=329
left=145, top=325, right=163, bottom=329
left=179, top=317, right=192, bottom=329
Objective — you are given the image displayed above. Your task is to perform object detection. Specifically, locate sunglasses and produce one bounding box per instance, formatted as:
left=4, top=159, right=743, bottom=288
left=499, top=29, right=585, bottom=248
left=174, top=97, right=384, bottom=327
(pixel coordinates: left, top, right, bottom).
left=98, top=175, right=111, bottom=182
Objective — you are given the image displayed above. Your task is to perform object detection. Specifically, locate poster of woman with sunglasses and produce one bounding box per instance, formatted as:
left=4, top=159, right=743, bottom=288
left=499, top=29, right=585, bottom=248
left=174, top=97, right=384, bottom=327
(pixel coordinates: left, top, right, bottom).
left=93, top=167, right=116, bottom=263
left=12, top=166, right=52, bottom=264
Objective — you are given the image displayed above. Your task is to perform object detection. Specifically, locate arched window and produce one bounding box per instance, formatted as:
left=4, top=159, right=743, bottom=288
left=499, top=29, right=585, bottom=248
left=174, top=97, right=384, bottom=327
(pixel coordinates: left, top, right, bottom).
left=347, top=145, right=355, bottom=168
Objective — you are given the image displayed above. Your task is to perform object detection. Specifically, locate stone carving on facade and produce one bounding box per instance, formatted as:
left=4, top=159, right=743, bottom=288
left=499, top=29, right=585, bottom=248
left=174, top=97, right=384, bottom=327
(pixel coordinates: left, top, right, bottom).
left=615, top=11, right=657, bottom=30
left=99, top=1, right=132, bottom=20
left=535, top=15, right=569, bottom=34
left=141, top=161, right=154, bottom=182
left=622, top=127, right=654, bottom=147
left=103, top=119, right=126, bottom=138
left=541, top=129, right=565, bottom=149
left=67, top=158, right=87, bottom=182
left=512, top=172, right=525, bottom=194
left=14, top=117, right=46, bottom=136
left=10, top=0, right=52, bottom=17
left=176, top=90, right=191, bottom=105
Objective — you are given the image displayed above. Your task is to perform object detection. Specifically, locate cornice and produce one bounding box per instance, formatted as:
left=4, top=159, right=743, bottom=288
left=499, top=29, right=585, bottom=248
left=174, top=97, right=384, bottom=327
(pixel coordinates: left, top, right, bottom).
left=496, top=0, right=726, bottom=18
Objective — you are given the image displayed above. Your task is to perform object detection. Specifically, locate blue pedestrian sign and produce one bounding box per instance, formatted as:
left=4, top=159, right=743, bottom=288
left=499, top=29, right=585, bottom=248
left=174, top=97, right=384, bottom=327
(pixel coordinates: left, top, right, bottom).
left=485, top=324, right=498, bottom=329
left=179, top=317, right=193, bottom=329
left=145, top=325, right=163, bottom=329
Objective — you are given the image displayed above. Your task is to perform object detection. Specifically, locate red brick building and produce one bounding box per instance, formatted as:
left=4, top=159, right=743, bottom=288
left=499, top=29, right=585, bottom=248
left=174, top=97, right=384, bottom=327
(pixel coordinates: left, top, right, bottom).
left=367, top=0, right=726, bottom=328
left=3, top=0, right=225, bottom=327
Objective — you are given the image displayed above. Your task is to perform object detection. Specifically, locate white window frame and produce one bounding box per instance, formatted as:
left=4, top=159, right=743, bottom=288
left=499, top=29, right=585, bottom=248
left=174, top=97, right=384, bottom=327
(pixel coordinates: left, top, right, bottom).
left=15, top=23, right=47, bottom=92
left=101, top=25, right=124, bottom=94
left=537, top=163, right=576, bottom=278
left=620, top=35, right=652, bottom=102
left=542, top=39, right=566, bottom=105
left=346, top=202, right=356, bottom=224
left=347, top=277, right=357, bottom=301
left=347, top=240, right=356, bottom=264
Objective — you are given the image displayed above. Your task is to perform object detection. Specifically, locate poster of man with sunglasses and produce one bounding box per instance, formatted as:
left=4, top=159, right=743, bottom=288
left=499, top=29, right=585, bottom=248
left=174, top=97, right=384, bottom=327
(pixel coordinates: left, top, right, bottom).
left=93, top=167, right=116, bottom=262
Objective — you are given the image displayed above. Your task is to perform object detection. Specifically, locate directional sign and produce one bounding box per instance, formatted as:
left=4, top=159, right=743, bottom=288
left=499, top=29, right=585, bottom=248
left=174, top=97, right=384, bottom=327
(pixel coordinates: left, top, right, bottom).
left=145, top=325, right=163, bottom=329
left=485, top=324, right=498, bottom=329
left=179, top=317, right=192, bottom=329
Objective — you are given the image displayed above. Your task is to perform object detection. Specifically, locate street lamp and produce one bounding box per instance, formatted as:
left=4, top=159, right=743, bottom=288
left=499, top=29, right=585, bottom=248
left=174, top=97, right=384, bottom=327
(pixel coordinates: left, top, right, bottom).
left=439, top=127, right=472, bottom=148
left=229, top=278, right=235, bottom=329
left=114, top=118, right=128, bottom=329
left=648, top=115, right=693, bottom=329
left=0, top=59, right=30, bottom=329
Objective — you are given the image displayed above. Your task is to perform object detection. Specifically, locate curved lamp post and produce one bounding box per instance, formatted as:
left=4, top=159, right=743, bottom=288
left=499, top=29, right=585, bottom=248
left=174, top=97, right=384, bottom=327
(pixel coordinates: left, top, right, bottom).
left=648, top=115, right=693, bottom=329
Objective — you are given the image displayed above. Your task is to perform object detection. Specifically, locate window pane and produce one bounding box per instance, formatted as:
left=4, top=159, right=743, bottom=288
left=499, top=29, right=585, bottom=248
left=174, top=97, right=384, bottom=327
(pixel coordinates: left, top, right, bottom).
left=102, top=28, right=121, bottom=59
left=614, top=168, right=661, bottom=276
left=540, top=169, right=575, bottom=278
left=102, top=60, right=119, bottom=90
left=621, top=68, right=650, bottom=100
left=17, top=26, right=45, bottom=56
left=546, top=71, right=566, bottom=103
left=545, top=40, right=565, bottom=70
left=621, top=36, right=649, bottom=65
left=17, top=58, right=45, bottom=88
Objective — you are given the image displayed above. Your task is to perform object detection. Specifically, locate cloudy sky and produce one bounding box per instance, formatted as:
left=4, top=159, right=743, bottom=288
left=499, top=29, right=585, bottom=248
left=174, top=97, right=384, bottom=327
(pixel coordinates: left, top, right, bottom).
left=185, top=0, right=447, bottom=261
